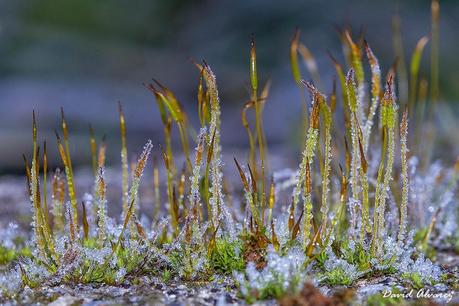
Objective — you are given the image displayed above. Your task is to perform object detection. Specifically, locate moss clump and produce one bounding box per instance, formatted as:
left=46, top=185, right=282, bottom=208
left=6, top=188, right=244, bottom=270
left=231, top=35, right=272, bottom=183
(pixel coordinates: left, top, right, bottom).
left=209, top=238, right=244, bottom=275
left=320, top=266, right=355, bottom=287
left=0, top=246, right=31, bottom=266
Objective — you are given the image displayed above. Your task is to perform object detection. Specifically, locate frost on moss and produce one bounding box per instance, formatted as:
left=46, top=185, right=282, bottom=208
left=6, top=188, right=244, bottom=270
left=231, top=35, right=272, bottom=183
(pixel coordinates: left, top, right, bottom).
left=320, top=246, right=366, bottom=286
left=234, top=246, right=307, bottom=302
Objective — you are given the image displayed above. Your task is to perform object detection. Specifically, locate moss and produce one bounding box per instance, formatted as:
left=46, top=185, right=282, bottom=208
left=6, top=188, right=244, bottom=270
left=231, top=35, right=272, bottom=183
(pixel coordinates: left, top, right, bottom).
left=401, top=272, right=424, bottom=290
left=320, top=266, right=354, bottom=286
left=0, top=247, right=16, bottom=265
left=0, top=246, right=31, bottom=265
left=341, top=243, right=371, bottom=271
left=209, top=238, right=244, bottom=275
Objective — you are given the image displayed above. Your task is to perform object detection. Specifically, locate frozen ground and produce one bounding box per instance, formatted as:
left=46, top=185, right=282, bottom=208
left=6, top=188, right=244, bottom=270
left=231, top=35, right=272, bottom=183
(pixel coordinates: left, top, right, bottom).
left=0, top=170, right=457, bottom=305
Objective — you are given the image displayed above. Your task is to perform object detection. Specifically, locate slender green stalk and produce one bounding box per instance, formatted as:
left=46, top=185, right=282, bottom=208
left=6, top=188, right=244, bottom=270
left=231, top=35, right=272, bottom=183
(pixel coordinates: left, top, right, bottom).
left=392, top=14, right=408, bottom=106
left=31, top=112, right=45, bottom=256
left=430, top=0, right=440, bottom=106
left=290, top=29, right=309, bottom=160
left=241, top=101, right=257, bottom=179
left=290, top=28, right=302, bottom=86
left=408, top=36, right=429, bottom=119
left=250, top=36, right=267, bottom=227
left=59, top=110, right=78, bottom=234
left=344, top=31, right=364, bottom=86
left=414, top=78, right=428, bottom=154
left=151, top=80, right=192, bottom=171
left=152, top=155, right=161, bottom=221
left=363, top=41, right=381, bottom=152
left=344, top=32, right=365, bottom=123
left=89, top=124, right=97, bottom=177
left=267, top=178, right=275, bottom=225
left=298, top=43, right=320, bottom=86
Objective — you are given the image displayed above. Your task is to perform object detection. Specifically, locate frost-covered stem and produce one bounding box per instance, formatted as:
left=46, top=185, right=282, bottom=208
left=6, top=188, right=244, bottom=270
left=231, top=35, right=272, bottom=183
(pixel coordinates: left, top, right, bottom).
left=377, top=115, right=395, bottom=251
left=303, top=160, right=313, bottom=248
left=359, top=167, right=370, bottom=244
left=398, top=110, right=409, bottom=243
left=346, top=70, right=362, bottom=239
left=65, top=201, right=75, bottom=242
left=189, top=128, right=206, bottom=222
left=128, top=140, right=153, bottom=220
left=375, top=80, right=397, bottom=254
left=357, top=137, right=370, bottom=244
left=203, top=64, right=226, bottom=228
left=51, top=169, right=65, bottom=232
left=292, top=94, right=319, bottom=213
left=349, top=119, right=359, bottom=199
left=60, top=110, right=78, bottom=234
left=371, top=149, right=385, bottom=256
left=57, top=133, right=78, bottom=238
left=119, top=103, right=129, bottom=218
left=320, top=121, right=332, bottom=227
left=30, top=157, right=45, bottom=256
left=364, top=95, right=379, bottom=153
left=97, top=167, right=107, bottom=244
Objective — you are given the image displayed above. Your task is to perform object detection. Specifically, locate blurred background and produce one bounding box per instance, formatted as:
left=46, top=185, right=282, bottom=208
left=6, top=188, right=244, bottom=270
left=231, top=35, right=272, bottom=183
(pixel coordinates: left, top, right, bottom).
left=0, top=0, right=458, bottom=174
